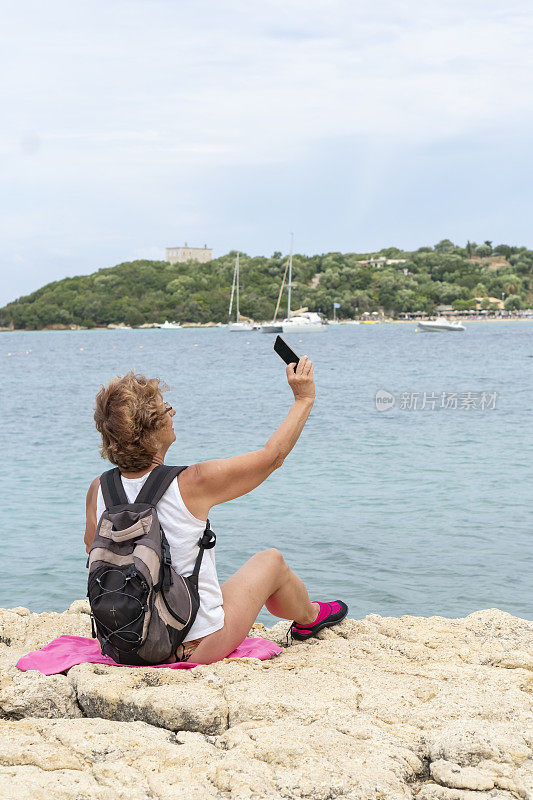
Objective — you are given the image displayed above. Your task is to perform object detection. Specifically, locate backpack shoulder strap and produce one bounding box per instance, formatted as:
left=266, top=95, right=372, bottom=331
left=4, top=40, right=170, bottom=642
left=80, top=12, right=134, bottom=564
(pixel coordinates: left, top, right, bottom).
left=134, top=465, right=188, bottom=507
left=190, top=519, right=216, bottom=587
left=100, top=468, right=129, bottom=509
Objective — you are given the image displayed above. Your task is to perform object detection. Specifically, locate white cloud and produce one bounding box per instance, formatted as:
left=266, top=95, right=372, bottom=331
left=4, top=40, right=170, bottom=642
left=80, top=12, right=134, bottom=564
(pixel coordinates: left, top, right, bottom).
left=2, top=0, right=532, bottom=169
left=0, top=0, right=532, bottom=304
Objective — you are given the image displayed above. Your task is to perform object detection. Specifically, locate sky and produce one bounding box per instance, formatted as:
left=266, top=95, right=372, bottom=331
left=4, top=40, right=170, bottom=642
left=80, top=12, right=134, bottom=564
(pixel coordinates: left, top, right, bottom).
left=1, top=0, right=532, bottom=306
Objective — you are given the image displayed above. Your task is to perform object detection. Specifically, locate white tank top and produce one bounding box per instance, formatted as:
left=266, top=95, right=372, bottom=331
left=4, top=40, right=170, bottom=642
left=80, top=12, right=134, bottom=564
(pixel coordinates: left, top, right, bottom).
left=96, top=470, right=225, bottom=641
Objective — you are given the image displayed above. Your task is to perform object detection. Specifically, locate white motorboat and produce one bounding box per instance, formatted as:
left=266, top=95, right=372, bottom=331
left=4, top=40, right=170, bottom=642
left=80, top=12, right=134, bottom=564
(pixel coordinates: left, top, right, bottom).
left=228, top=253, right=256, bottom=331
left=282, top=311, right=327, bottom=333
left=156, top=320, right=182, bottom=329
left=418, top=317, right=465, bottom=332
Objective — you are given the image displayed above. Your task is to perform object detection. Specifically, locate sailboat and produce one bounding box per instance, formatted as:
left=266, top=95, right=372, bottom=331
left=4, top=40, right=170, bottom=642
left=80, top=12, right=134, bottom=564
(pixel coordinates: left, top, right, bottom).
left=260, top=255, right=289, bottom=333
left=281, top=235, right=327, bottom=333
left=228, top=253, right=256, bottom=332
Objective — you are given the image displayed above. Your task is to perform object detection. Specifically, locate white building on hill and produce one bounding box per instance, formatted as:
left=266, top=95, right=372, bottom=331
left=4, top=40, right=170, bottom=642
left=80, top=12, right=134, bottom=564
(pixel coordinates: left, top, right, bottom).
left=166, top=243, right=212, bottom=264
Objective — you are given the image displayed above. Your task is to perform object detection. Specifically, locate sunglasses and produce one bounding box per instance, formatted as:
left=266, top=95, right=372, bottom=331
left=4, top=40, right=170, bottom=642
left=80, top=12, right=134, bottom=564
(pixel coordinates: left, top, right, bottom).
left=163, top=401, right=174, bottom=414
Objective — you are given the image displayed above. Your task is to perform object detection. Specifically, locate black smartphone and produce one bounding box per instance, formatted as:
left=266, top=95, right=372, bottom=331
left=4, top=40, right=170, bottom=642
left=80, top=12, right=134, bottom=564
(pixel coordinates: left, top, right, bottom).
left=274, top=335, right=300, bottom=370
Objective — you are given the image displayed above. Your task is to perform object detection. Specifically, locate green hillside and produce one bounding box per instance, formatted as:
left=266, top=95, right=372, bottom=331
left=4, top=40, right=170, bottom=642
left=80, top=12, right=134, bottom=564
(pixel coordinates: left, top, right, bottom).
left=1, top=241, right=532, bottom=329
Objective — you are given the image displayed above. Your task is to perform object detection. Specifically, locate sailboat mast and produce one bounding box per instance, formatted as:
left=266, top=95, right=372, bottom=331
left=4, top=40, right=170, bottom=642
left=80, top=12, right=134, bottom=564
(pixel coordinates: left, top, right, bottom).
left=287, top=233, right=294, bottom=318
left=228, top=258, right=237, bottom=325
left=235, top=253, right=240, bottom=322
left=272, top=256, right=289, bottom=322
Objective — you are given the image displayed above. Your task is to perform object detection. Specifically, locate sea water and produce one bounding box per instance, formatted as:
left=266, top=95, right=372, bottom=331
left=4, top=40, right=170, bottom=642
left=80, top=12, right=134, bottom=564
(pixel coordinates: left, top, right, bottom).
left=1, top=322, right=531, bottom=622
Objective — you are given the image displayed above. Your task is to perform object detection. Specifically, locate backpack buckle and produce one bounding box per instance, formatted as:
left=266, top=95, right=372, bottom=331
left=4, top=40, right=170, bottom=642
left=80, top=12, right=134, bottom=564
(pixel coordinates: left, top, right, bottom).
left=198, top=528, right=216, bottom=549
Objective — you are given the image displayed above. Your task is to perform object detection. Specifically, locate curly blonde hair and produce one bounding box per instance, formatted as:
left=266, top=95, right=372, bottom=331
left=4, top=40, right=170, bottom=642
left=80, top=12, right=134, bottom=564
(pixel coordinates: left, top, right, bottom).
left=94, top=371, right=168, bottom=471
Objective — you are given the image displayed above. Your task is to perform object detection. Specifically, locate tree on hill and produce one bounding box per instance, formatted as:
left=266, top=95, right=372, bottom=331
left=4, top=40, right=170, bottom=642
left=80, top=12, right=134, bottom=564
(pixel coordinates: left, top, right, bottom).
left=504, top=295, right=522, bottom=311
left=501, top=274, right=522, bottom=295
left=434, top=239, right=455, bottom=253
left=452, top=298, right=476, bottom=311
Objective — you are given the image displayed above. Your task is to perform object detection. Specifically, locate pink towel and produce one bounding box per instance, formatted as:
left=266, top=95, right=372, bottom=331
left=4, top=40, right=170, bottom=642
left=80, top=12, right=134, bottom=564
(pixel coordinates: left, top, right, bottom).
left=16, top=635, right=282, bottom=675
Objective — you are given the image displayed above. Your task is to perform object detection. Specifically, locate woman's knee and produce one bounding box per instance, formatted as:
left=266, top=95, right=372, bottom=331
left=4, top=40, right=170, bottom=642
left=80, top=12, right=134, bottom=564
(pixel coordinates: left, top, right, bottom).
left=256, top=548, right=288, bottom=576
left=258, top=547, right=284, bottom=564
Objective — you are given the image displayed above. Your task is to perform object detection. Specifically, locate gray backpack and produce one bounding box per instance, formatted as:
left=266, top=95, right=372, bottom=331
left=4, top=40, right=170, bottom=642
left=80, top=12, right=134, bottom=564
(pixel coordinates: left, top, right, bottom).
left=87, top=465, right=215, bottom=665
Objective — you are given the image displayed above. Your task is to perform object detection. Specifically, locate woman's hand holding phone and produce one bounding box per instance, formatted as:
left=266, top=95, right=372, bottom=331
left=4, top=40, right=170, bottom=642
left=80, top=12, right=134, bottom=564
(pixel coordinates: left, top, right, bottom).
left=286, top=355, right=315, bottom=403
left=273, top=335, right=314, bottom=403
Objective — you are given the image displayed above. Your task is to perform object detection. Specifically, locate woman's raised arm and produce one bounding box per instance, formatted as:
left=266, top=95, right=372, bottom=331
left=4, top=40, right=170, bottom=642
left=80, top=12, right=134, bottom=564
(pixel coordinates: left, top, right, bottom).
left=181, top=357, right=315, bottom=516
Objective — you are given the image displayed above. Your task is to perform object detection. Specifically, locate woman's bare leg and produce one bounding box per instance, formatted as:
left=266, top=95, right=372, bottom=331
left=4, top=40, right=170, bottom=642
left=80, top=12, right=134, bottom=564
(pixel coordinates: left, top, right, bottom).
left=189, top=549, right=318, bottom=665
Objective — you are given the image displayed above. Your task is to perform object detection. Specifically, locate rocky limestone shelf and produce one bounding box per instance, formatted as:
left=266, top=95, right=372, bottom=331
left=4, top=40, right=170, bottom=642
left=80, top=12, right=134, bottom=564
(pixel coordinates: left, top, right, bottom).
left=0, top=601, right=531, bottom=800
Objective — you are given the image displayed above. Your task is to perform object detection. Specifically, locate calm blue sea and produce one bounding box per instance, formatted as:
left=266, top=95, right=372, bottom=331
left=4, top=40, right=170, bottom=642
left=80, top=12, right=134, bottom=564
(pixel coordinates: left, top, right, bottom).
left=1, top=322, right=531, bottom=622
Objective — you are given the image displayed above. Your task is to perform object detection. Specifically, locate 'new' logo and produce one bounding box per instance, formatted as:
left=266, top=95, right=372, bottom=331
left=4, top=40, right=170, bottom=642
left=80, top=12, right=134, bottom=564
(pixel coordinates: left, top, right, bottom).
left=375, top=389, right=395, bottom=412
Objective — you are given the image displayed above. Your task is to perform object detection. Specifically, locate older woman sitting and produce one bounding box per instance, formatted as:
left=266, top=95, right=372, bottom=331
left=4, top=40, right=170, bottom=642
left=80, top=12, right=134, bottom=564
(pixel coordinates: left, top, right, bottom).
left=84, top=356, right=347, bottom=664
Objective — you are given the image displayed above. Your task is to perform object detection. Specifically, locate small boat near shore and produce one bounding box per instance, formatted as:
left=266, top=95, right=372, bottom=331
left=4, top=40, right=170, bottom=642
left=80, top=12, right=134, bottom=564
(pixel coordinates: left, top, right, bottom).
left=419, top=317, right=465, bottom=332
left=156, top=321, right=182, bottom=329
left=229, top=320, right=258, bottom=331
left=274, top=234, right=327, bottom=334
left=261, top=239, right=290, bottom=334
left=282, top=311, right=327, bottom=333
left=261, top=252, right=289, bottom=334
left=261, top=322, right=283, bottom=333
left=228, top=253, right=257, bottom=331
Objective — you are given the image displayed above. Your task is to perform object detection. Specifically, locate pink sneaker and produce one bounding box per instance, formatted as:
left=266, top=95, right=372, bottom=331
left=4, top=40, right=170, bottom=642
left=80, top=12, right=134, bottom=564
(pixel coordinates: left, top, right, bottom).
left=290, top=600, right=348, bottom=641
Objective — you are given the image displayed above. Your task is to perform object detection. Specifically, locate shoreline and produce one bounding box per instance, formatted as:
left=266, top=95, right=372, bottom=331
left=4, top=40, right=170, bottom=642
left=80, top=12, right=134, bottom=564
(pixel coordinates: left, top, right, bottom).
left=1, top=602, right=532, bottom=799
left=1, top=316, right=532, bottom=333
